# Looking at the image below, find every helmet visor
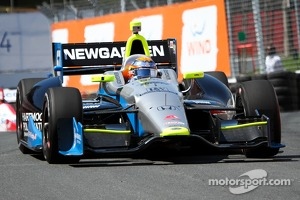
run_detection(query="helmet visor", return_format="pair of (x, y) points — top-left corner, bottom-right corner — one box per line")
(132, 59), (156, 68)
(134, 68), (157, 78)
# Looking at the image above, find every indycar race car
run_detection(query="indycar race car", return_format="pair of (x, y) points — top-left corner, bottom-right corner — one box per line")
(16, 21), (284, 164)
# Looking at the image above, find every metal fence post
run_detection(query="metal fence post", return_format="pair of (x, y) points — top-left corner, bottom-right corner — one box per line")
(252, 0), (265, 73)
(294, 0), (300, 65)
(225, 0), (237, 77)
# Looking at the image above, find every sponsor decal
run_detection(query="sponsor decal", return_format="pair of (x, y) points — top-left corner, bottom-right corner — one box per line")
(114, 72), (123, 85)
(22, 112), (42, 122)
(63, 47), (125, 60)
(161, 69), (171, 80)
(23, 122), (43, 132)
(75, 132), (82, 144)
(136, 80), (178, 96)
(139, 80), (169, 86)
(164, 121), (185, 126)
(170, 127), (182, 130)
(165, 115), (179, 120)
(157, 105), (178, 111)
(83, 104), (100, 109)
(63, 45), (165, 61)
(27, 131), (37, 140)
(164, 115), (185, 127)
(149, 45), (165, 57)
(73, 127), (82, 144)
(22, 112), (43, 131)
(139, 89), (178, 97)
(146, 87), (169, 92)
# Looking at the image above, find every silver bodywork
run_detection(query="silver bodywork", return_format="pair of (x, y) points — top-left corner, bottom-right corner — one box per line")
(121, 78), (188, 136)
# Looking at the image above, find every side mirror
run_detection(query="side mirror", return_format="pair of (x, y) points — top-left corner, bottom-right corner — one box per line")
(182, 71), (204, 79)
(91, 74), (115, 82)
(181, 71), (204, 94)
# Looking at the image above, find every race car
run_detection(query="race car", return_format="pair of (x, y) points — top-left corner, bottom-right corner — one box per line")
(16, 21), (284, 164)
(0, 87), (16, 132)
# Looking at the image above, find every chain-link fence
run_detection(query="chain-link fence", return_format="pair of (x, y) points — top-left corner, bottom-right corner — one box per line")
(226, 0), (300, 77)
(38, 0), (300, 76)
(37, 0), (188, 21)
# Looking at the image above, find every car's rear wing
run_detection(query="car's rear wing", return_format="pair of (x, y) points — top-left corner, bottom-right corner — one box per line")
(52, 38), (178, 76)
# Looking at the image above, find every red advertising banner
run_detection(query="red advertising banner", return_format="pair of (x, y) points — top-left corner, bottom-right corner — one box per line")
(52, 0), (230, 93)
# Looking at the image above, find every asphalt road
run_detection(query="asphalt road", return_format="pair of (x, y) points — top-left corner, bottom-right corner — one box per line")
(0, 111), (299, 200)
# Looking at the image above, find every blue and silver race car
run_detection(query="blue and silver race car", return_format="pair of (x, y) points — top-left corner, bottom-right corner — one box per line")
(16, 22), (284, 164)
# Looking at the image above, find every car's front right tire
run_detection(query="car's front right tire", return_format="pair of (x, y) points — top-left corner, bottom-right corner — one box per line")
(237, 80), (281, 158)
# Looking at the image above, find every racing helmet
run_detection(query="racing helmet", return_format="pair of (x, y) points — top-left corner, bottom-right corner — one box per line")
(121, 54), (157, 81)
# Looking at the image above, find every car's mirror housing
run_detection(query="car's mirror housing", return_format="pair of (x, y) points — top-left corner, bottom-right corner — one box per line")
(182, 71), (204, 79)
(91, 74), (115, 82)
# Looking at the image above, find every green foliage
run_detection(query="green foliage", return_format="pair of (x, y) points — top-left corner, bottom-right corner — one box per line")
(282, 56), (300, 72)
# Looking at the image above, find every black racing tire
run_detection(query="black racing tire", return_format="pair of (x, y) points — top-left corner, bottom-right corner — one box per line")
(251, 73), (267, 80)
(229, 82), (239, 93)
(236, 74), (251, 82)
(276, 95), (298, 112)
(16, 78), (45, 154)
(268, 78), (289, 87)
(237, 80), (281, 158)
(42, 87), (82, 164)
(205, 71), (229, 87)
(276, 95), (292, 105)
(267, 71), (292, 79)
(274, 86), (291, 96)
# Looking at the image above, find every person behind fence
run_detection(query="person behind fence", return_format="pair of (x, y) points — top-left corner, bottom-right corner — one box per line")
(265, 45), (285, 73)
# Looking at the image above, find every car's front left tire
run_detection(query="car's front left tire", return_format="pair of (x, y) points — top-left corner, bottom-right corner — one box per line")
(42, 87), (82, 164)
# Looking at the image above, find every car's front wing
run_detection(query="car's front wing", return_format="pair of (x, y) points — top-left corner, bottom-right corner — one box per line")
(24, 114), (284, 156)
(60, 116), (284, 156)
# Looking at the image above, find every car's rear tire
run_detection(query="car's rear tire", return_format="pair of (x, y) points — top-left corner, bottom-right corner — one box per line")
(16, 78), (45, 154)
(42, 87), (82, 164)
(237, 80), (281, 158)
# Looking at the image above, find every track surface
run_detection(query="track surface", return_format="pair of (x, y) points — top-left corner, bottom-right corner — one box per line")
(0, 111), (299, 200)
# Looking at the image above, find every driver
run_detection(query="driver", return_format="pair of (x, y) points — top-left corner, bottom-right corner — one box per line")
(121, 54), (158, 82)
